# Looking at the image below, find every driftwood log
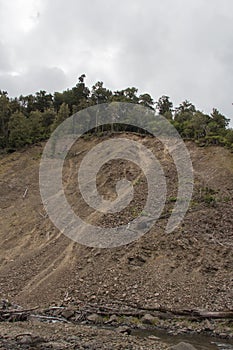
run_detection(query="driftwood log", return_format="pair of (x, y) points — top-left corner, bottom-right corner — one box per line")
(72, 302), (233, 320)
(0, 307), (38, 322)
(1, 302), (233, 323)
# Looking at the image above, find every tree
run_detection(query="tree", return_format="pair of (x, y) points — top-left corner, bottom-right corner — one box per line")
(124, 87), (139, 104)
(174, 100), (196, 123)
(42, 108), (57, 136)
(28, 111), (44, 142)
(19, 94), (36, 114)
(35, 90), (53, 112)
(51, 103), (70, 131)
(191, 111), (210, 139)
(8, 112), (29, 148)
(91, 81), (112, 104)
(54, 74), (90, 112)
(208, 108), (230, 134)
(10, 97), (21, 114)
(156, 95), (173, 118)
(224, 129), (233, 148)
(71, 74), (90, 110)
(0, 91), (11, 147)
(53, 91), (64, 112)
(139, 93), (154, 110)
(112, 87), (139, 104)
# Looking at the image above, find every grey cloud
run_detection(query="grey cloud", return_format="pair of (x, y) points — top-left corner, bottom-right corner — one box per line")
(0, 0), (232, 124)
(0, 42), (12, 72)
(0, 66), (67, 96)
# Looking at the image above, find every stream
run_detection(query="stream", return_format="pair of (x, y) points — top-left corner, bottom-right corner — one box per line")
(132, 328), (233, 349)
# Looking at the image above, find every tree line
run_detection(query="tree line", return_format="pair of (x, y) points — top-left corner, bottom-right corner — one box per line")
(0, 74), (233, 150)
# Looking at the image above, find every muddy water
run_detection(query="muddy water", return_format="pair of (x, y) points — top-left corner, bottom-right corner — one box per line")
(132, 329), (233, 349)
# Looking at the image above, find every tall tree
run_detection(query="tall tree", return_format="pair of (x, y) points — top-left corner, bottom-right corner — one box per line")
(35, 90), (53, 112)
(19, 94), (36, 114)
(174, 100), (196, 123)
(8, 112), (29, 148)
(139, 93), (154, 110)
(42, 108), (57, 136)
(208, 108), (230, 134)
(91, 81), (112, 104)
(191, 111), (210, 139)
(156, 95), (173, 119)
(28, 111), (44, 142)
(225, 129), (233, 147)
(0, 91), (11, 147)
(112, 87), (139, 104)
(51, 103), (70, 131)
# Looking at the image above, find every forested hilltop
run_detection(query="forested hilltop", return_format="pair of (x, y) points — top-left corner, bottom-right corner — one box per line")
(0, 74), (233, 150)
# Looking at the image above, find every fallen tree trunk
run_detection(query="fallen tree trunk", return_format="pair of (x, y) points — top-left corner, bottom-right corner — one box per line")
(77, 302), (233, 320)
(192, 310), (233, 319)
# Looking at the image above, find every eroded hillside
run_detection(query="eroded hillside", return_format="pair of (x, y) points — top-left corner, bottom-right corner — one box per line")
(0, 134), (232, 312)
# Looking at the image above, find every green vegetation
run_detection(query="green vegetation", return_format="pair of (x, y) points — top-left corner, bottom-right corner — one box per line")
(0, 74), (232, 151)
(198, 186), (218, 206)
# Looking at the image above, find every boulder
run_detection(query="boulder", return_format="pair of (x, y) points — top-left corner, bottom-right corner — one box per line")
(61, 309), (75, 320)
(86, 313), (102, 323)
(116, 326), (131, 335)
(141, 313), (156, 325)
(105, 314), (118, 324)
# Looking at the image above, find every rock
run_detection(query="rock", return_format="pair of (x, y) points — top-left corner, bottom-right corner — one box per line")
(141, 313), (156, 325)
(17, 335), (45, 346)
(61, 309), (75, 319)
(67, 336), (80, 343)
(17, 335), (33, 345)
(116, 326), (131, 335)
(169, 342), (198, 350)
(148, 335), (160, 340)
(86, 313), (102, 323)
(105, 314), (118, 324)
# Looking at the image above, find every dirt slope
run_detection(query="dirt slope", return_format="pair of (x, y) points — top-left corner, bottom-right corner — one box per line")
(0, 134), (232, 311)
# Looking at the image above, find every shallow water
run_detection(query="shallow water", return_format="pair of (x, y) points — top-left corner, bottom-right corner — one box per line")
(132, 328), (233, 349)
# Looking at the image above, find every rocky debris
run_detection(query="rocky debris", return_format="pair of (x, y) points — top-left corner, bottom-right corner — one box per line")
(0, 333), (47, 349)
(0, 322), (169, 350)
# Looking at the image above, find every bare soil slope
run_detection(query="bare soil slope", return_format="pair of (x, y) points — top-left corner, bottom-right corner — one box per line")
(0, 134), (232, 312)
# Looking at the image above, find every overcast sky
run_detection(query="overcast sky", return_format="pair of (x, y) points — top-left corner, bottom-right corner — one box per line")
(0, 0), (233, 125)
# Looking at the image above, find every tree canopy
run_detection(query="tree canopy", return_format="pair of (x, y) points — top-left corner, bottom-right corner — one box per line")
(0, 75), (232, 151)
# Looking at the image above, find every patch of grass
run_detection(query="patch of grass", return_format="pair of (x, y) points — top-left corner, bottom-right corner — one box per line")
(140, 210), (150, 217)
(32, 152), (42, 160)
(221, 196), (231, 203)
(168, 196), (177, 203)
(130, 206), (141, 218)
(132, 177), (142, 186)
(199, 186), (217, 205)
(203, 193), (216, 204)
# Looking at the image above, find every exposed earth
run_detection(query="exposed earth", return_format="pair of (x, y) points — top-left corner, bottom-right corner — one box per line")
(0, 133), (232, 348)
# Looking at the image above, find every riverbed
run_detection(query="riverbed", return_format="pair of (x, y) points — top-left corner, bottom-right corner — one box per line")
(133, 328), (233, 349)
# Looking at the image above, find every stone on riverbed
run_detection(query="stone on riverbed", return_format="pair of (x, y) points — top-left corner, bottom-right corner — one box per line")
(141, 313), (157, 325)
(169, 342), (198, 350)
